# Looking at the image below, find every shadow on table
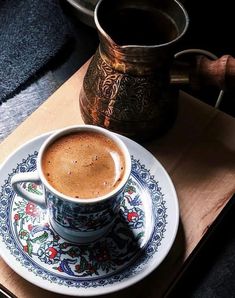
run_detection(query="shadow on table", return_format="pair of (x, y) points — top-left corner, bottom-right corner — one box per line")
(89, 219), (186, 298)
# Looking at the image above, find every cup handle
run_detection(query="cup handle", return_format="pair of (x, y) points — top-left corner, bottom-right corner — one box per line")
(11, 172), (46, 208)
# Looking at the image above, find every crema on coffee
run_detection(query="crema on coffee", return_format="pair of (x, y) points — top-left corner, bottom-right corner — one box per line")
(42, 131), (125, 199)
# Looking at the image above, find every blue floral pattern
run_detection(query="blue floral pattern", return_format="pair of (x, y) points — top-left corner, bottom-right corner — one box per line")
(0, 152), (167, 288)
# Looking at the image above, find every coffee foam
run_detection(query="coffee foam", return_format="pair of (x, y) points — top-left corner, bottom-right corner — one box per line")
(42, 131), (125, 199)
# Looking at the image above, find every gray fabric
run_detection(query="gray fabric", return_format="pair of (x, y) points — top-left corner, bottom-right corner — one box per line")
(0, 17), (99, 142)
(0, 0), (70, 102)
(0, 72), (60, 141)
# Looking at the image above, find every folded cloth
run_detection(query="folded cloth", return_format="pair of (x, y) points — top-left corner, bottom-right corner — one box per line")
(0, 0), (71, 103)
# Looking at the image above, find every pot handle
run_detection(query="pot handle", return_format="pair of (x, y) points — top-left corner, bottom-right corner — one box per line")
(170, 50), (235, 92)
(193, 55), (235, 91)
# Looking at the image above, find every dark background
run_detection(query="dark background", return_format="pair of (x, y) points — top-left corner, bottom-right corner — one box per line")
(166, 0), (235, 296)
(180, 0), (235, 118)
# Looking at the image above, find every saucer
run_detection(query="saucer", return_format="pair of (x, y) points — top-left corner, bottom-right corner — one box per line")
(0, 132), (179, 296)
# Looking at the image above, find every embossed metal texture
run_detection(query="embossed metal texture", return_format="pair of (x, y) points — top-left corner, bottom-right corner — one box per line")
(79, 0), (189, 140)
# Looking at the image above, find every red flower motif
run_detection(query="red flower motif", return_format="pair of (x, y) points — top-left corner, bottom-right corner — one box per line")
(96, 249), (110, 262)
(25, 202), (39, 217)
(88, 264), (95, 273)
(48, 247), (58, 259)
(28, 224), (33, 231)
(75, 264), (80, 271)
(127, 211), (138, 222)
(31, 183), (37, 189)
(14, 213), (20, 221)
(23, 245), (28, 252)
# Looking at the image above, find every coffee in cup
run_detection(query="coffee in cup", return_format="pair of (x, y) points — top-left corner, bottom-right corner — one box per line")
(41, 131), (125, 199)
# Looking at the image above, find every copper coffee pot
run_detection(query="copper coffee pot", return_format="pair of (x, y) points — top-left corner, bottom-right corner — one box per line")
(79, 0), (235, 140)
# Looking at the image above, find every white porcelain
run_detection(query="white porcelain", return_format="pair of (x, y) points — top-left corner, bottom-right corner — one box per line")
(0, 132), (179, 296)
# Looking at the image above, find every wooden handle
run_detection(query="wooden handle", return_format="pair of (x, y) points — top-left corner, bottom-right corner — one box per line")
(194, 55), (235, 90)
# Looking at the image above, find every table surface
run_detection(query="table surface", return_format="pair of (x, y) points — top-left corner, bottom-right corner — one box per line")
(0, 61), (235, 298)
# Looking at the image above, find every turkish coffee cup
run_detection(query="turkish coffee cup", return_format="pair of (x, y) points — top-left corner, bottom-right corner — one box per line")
(11, 125), (132, 243)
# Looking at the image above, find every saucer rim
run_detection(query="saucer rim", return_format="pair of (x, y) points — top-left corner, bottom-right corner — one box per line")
(0, 131), (179, 296)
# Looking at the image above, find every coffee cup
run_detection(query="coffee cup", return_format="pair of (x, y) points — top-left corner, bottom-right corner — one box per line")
(11, 125), (132, 243)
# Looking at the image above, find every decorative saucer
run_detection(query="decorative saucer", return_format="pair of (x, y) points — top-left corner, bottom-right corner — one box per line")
(0, 132), (179, 296)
